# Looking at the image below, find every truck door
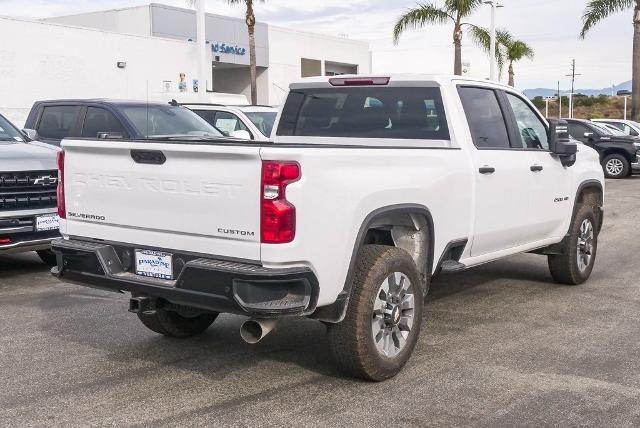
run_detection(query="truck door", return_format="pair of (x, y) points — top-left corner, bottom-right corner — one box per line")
(458, 86), (532, 256)
(502, 92), (573, 241)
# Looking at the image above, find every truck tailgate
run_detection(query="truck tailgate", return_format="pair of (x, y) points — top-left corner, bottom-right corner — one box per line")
(61, 140), (261, 261)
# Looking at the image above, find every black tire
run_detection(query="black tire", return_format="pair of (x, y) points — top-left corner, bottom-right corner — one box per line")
(36, 249), (57, 267)
(548, 204), (598, 285)
(328, 245), (424, 381)
(137, 307), (218, 338)
(602, 154), (630, 179)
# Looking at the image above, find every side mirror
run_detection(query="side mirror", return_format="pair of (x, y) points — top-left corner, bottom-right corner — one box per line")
(548, 119), (577, 167)
(583, 132), (595, 139)
(22, 128), (38, 140)
(230, 129), (252, 140)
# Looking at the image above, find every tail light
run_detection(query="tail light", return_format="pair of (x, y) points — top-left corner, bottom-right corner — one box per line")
(261, 161), (300, 243)
(57, 150), (66, 219)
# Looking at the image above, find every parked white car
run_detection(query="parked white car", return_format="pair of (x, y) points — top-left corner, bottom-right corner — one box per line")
(51, 75), (604, 381)
(182, 104), (278, 141)
(593, 119), (640, 137)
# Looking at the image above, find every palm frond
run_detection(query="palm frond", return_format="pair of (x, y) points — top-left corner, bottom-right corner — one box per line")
(445, 0), (484, 18)
(467, 24), (507, 75)
(507, 40), (534, 62)
(580, 0), (633, 38)
(393, 3), (454, 44)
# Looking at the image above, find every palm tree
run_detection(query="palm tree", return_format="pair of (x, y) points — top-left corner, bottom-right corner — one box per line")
(226, 0), (264, 105)
(393, 1), (485, 75)
(470, 28), (534, 86)
(580, 0), (640, 121)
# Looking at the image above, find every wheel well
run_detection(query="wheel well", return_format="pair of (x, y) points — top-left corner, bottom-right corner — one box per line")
(576, 184), (604, 234)
(361, 210), (432, 284)
(602, 149), (632, 162)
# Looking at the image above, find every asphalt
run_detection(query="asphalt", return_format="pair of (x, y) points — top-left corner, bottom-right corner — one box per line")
(1, 178), (639, 427)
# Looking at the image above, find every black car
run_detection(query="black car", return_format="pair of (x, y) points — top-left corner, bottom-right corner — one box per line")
(23, 99), (224, 146)
(565, 118), (640, 179)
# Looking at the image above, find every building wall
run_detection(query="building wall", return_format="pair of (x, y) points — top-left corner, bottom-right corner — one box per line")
(43, 6), (152, 36)
(266, 26), (371, 105)
(0, 17), (202, 126)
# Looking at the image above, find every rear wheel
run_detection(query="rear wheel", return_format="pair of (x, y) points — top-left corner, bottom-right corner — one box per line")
(36, 249), (57, 267)
(328, 245), (423, 381)
(548, 204), (598, 285)
(137, 307), (218, 338)
(602, 154), (629, 179)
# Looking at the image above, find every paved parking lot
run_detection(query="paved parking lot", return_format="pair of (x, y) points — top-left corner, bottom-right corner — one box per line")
(1, 178), (639, 427)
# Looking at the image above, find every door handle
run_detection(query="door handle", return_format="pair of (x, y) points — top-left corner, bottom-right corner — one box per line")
(530, 165), (543, 172)
(479, 166), (495, 174)
(130, 150), (166, 165)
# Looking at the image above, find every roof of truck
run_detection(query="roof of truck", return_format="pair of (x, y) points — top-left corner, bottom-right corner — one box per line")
(33, 99), (178, 107)
(291, 74), (513, 89)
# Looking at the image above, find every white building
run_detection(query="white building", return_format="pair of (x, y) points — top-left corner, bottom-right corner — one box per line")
(0, 3), (371, 126)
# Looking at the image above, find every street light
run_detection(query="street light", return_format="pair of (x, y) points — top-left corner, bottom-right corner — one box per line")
(618, 90), (632, 120)
(484, 0), (504, 81)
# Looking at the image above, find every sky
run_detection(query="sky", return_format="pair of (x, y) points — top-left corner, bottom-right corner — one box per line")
(1, 0), (635, 91)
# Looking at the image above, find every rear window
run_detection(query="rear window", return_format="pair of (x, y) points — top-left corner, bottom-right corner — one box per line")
(37, 106), (82, 139)
(276, 87), (449, 140)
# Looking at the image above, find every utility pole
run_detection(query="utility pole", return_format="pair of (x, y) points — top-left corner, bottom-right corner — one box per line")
(484, 1), (504, 81)
(558, 81), (562, 119)
(195, 0), (208, 100)
(565, 59), (582, 119)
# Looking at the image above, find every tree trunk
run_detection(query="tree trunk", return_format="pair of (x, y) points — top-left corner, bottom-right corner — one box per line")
(632, 2), (640, 121)
(453, 22), (462, 76)
(508, 62), (515, 87)
(246, 0), (258, 105)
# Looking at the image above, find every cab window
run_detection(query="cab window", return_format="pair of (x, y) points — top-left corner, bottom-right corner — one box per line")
(213, 111), (251, 137)
(505, 93), (549, 150)
(37, 106), (82, 140)
(458, 87), (510, 149)
(81, 107), (126, 138)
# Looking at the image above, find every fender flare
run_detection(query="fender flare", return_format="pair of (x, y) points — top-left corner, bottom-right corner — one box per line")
(310, 204), (434, 323)
(572, 179), (604, 234)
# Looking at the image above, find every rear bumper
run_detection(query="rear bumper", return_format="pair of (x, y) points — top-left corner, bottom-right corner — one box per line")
(51, 238), (319, 317)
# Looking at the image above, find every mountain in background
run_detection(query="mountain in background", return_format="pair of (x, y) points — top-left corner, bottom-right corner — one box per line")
(523, 80), (631, 99)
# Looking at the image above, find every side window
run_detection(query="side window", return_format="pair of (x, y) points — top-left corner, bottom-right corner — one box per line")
(458, 87), (510, 149)
(505, 93), (549, 150)
(37, 106), (82, 139)
(193, 109), (216, 126)
(567, 123), (589, 142)
(624, 124), (639, 136)
(213, 111), (250, 136)
(81, 107), (126, 138)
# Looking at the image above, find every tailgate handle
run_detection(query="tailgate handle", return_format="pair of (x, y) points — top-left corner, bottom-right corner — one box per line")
(130, 150), (166, 165)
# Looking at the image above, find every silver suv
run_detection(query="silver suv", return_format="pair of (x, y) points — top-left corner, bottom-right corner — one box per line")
(0, 114), (60, 265)
(183, 104), (278, 141)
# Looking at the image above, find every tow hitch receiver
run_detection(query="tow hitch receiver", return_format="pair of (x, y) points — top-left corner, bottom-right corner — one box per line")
(129, 297), (157, 314)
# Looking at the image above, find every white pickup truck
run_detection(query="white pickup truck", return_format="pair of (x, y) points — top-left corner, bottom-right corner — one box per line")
(51, 75), (604, 381)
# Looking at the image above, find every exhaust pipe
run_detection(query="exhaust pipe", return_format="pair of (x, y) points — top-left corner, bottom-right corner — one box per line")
(240, 318), (279, 344)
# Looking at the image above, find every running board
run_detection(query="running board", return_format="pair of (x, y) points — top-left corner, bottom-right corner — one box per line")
(439, 260), (466, 273)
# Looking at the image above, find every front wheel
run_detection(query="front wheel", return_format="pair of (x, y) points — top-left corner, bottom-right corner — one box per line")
(328, 245), (424, 381)
(602, 154), (629, 179)
(548, 204), (598, 285)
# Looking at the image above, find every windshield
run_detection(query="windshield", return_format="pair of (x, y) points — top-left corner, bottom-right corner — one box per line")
(244, 112), (277, 137)
(121, 105), (223, 139)
(0, 115), (25, 142)
(590, 122), (616, 136)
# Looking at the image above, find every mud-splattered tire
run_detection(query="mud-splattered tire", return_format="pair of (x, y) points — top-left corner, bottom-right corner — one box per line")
(328, 245), (423, 381)
(548, 204), (598, 285)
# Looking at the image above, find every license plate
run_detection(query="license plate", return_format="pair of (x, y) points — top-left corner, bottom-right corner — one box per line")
(36, 214), (60, 231)
(135, 250), (173, 280)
